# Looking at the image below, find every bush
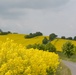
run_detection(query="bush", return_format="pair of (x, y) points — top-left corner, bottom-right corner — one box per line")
(26, 44), (45, 50)
(62, 41), (75, 58)
(26, 43), (56, 52)
(45, 43), (56, 52)
(42, 37), (48, 44)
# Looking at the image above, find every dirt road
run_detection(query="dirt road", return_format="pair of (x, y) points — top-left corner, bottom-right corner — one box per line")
(62, 60), (76, 75)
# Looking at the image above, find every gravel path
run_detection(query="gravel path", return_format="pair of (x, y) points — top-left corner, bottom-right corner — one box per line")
(62, 60), (76, 75)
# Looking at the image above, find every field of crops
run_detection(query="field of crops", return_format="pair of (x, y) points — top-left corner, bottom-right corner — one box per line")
(51, 39), (76, 51)
(0, 34), (45, 46)
(0, 38), (60, 75)
(0, 34), (76, 51)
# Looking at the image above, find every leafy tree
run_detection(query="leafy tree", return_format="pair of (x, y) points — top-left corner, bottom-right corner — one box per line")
(8, 31), (11, 33)
(74, 36), (76, 41)
(45, 43), (56, 52)
(49, 33), (57, 41)
(62, 41), (75, 58)
(61, 36), (66, 39)
(66, 37), (72, 40)
(35, 32), (43, 36)
(0, 29), (3, 32)
(42, 37), (48, 44)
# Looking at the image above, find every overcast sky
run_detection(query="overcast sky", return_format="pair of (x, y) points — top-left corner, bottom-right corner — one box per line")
(0, 0), (76, 37)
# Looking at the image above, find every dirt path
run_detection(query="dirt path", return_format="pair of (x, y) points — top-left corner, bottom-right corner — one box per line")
(62, 60), (76, 75)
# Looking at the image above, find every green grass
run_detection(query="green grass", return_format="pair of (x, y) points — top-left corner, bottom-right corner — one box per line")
(57, 51), (76, 62)
(56, 62), (71, 75)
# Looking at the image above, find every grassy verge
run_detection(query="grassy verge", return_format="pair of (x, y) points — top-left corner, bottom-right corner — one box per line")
(56, 62), (71, 75)
(56, 51), (76, 62)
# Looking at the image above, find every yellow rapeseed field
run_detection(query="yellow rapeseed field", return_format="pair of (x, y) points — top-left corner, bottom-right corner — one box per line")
(0, 34), (76, 51)
(51, 39), (76, 51)
(0, 34), (45, 46)
(0, 38), (60, 75)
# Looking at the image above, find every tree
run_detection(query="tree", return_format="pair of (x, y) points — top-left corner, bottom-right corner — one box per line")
(61, 36), (66, 39)
(49, 33), (57, 41)
(74, 36), (76, 41)
(62, 41), (74, 58)
(0, 29), (3, 33)
(45, 43), (56, 52)
(66, 37), (72, 40)
(35, 32), (43, 36)
(42, 37), (48, 44)
(7, 31), (12, 34)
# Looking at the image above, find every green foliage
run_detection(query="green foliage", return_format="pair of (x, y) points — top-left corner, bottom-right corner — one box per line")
(74, 46), (76, 54)
(61, 36), (66, 39)
(0, 29), (11, 35)
(66, 37), (73, 40)
(42, 37), (48, 44)
(0, 32), (9, 35)
(45, 43), (56, 52)
(74, 36), (76, 41)
(49, 33), (57, 41)
(27, 44), (45, 50)
(26, 43), (56, 52)
(62, 41), (75, 58)
(0, 29), (3, 32)
(25, 32), (43, 38)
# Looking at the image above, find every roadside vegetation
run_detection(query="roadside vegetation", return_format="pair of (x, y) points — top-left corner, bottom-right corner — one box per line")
(57, 51), (76, 62)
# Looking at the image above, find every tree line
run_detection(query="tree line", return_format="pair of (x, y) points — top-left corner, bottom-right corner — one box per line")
(25, 32), (43, 38)
(0, 29), (18, 35)
(0, 29), (11, 35)
(61, 36), (76, 41)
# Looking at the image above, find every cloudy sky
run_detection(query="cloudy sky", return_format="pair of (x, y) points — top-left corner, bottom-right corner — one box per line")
(0, 0), (76, 37)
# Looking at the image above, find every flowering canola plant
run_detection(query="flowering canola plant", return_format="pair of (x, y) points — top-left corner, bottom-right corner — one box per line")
(0, 38), (60, 75)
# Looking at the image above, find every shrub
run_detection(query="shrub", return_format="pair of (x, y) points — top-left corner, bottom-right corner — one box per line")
(45, 43), (56, 52)
(42, 37), (48, 44)
(62, 41), (75, 58)
(26, 43), (56, 52)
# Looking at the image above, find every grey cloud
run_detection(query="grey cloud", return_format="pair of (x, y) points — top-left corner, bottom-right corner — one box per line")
(1, 0), (76, 37)
(0, 0), (69, 19)
(0, 0), (69, 9)
(0, 10), (25, 19)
